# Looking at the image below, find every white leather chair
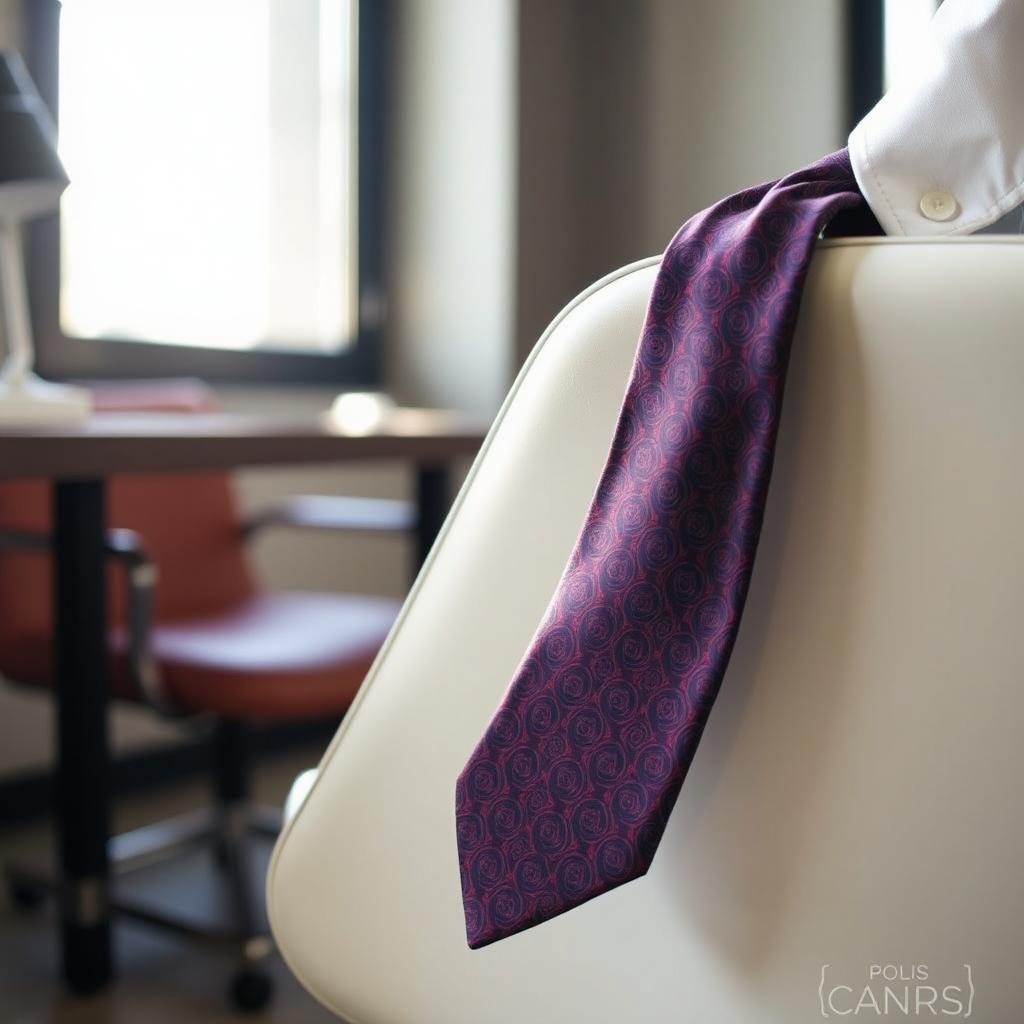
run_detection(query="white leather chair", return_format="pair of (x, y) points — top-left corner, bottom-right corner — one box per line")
(268, 237), (1024, 1023)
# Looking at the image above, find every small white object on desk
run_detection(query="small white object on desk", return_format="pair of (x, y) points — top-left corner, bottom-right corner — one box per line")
(327, 390), (396, 434)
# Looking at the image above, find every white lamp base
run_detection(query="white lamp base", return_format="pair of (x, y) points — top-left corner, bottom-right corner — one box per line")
(0, 371), (91, 424)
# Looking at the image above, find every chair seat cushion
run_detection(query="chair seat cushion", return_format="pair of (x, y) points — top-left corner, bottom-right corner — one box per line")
(1, 592), (400, 720)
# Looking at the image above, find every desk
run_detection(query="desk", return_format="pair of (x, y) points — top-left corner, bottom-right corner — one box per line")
(0, 409), (486, 993)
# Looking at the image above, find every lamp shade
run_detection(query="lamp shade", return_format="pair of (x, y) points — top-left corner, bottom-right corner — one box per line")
(0, 51), (67, 219)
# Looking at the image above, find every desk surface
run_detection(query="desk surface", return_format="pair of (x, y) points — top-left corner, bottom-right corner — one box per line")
(0, 408), (487, 480)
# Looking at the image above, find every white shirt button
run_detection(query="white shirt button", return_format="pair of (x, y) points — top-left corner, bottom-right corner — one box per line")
(920, 189), (959, 222)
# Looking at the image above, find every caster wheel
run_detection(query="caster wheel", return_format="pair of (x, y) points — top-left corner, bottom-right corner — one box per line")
(229, 968), (274, 1013)
(8, 879), (45, 913)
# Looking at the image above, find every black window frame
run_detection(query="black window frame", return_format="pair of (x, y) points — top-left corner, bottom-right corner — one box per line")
(22, 0), (387, 386)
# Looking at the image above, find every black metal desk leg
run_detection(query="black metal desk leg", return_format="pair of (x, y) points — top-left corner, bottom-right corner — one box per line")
(53, 479), (112, 993)
(414, 463), (451, 571)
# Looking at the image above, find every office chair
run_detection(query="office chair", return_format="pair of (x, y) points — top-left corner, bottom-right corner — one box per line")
(268, 239), (1024, 1022)
(0, 379), (408, 1012)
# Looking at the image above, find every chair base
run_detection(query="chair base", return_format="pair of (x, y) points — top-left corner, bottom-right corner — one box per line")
(5, 801), (284, 1014)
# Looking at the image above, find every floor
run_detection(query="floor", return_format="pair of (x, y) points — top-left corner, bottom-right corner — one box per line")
(0, 746), (340, 1024)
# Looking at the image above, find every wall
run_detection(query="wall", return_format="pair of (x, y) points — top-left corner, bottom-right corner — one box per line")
(386, 0), (517, 420)
(516, 0), (846, 360)
(0, 0), (16, 49)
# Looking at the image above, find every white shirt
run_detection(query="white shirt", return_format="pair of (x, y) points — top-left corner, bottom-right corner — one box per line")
(849, 0), (1024, 236)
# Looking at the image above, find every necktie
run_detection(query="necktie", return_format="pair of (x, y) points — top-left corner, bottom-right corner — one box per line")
(456, 149), (870, 948)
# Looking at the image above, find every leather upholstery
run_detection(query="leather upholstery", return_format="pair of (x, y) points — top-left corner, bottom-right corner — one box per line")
(269, 239), (1024, 1022)
(0, 592), (397, 720)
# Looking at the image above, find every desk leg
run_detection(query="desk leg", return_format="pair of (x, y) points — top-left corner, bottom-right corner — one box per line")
(53, 479), (112, 993)
(414, 463), (450, 571)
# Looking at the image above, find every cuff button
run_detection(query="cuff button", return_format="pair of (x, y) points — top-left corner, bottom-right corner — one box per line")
(920, 189), (958, 222)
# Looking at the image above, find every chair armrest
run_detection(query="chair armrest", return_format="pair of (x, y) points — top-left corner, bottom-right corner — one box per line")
(105, 528), (174, 714)
(244, 495), (417, 538)
(0, 525), (154, 568)
(0, 528), (50, 552)
(0, 526), (175, 715)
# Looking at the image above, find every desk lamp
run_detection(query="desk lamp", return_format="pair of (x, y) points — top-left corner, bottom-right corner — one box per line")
(0, 52), (88, 422)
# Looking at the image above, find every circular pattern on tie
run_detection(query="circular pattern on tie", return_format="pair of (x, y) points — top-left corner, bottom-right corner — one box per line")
(579, 607), (618, 654)
(555, 664), (594, 705)
(548, 759), (586, 802)
(457, 813), (485, 852)
(524, 695), (561, 737)
(639, 524), (679, 568)
(600, 548), (637, 592)
(611, 782), (650, 825)
(623, 581), (662, 623)
(598, 680), (639, 724)
(532, 812), (570, 854)
(571, 799), (610, 844)
(469, 848), (506, 892)
(587, 742), (627, 788)
(514, 855), (551, 894)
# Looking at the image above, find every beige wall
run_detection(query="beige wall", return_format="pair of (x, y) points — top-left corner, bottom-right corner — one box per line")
(516, 0), (845, 359)
(0, 0), (17, 50)
(386, 0), (517, 419)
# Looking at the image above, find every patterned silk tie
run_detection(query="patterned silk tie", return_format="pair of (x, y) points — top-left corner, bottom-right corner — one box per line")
(456, 149), (870, 948)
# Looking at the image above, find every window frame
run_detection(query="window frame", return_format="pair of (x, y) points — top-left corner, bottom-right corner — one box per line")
(23, 0), (387, 386)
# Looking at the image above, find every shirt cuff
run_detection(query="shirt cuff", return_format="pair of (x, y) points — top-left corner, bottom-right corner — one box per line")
(848, 0), (1024, 238)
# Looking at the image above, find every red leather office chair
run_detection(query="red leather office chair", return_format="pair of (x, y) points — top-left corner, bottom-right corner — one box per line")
(0, 380), (408, 1011)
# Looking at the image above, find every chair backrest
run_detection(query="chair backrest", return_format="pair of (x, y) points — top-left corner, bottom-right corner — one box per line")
(0, 380), (255, 683)
(268, 238), (1024, 1023)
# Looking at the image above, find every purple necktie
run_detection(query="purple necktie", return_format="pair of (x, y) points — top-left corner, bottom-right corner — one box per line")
(456, 149), (869, 948)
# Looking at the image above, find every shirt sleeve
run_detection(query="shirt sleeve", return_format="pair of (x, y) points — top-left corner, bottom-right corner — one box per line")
(848, 0), (1024, 237)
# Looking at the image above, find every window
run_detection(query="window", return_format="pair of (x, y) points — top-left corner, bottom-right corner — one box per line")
(884, 0), (942, 90)
(26, 0), (385, 384)
(846, 0), (941, 134)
